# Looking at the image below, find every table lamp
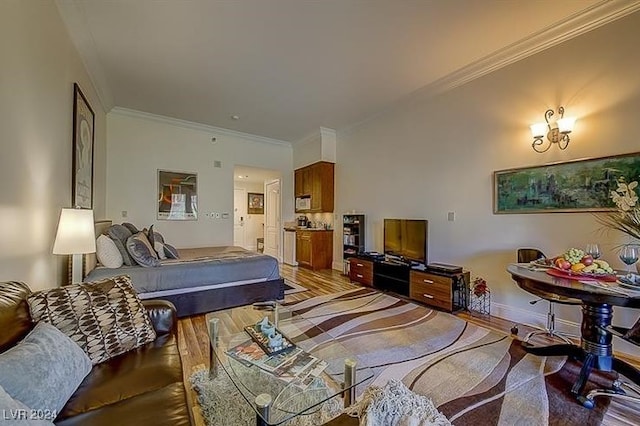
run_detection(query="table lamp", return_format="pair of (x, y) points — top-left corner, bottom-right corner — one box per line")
(53, 208), (96, 284)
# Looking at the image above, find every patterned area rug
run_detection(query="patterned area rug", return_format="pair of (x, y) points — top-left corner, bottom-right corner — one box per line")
(279, 288), (635, 425)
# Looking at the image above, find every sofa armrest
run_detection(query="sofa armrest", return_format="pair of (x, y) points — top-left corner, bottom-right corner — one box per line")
(142, 299), (177, 336)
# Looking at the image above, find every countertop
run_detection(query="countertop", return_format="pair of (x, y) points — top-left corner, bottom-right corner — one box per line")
(284, 227), (333, 232)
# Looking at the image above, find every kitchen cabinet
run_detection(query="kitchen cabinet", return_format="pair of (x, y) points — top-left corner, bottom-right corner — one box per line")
(295, 230), (333, 270)
(294, 162), (334, 212)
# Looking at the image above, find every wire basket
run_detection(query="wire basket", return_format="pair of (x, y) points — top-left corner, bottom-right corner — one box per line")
(469, 277), (490, 315)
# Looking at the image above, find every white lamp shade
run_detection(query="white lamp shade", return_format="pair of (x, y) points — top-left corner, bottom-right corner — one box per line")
(557, 116), (576, 133)
(529, 122), (547, 138)
(52, 208), (96, 254)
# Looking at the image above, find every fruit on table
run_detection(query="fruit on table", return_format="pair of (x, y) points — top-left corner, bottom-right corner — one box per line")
(571, 263), (585, 272)
(553, 248), (614, 274)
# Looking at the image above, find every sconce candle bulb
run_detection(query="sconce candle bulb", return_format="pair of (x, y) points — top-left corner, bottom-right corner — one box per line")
(530, 106), (575, 153)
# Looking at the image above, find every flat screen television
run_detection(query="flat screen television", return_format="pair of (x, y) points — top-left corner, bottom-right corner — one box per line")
(383, 219), (428, 264)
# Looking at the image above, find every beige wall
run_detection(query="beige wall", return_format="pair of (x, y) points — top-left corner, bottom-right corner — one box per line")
(335, 12), (640, 352)
(0, 1), (106, 290)
(106, 110), (292, 249)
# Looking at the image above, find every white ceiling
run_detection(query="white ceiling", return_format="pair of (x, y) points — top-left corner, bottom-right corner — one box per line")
(57, 0), (640, 143)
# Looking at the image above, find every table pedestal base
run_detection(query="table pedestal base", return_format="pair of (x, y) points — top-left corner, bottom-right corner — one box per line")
(521, 303), (640, 408)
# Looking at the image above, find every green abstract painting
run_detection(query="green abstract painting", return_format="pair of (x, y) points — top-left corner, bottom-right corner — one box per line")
(494, 152), (640, 213)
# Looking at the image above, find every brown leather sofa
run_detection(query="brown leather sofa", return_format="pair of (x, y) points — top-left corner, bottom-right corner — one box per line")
(0, 281), (191, 426)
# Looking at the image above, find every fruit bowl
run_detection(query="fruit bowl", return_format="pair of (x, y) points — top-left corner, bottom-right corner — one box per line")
(550, 265), (615, 278)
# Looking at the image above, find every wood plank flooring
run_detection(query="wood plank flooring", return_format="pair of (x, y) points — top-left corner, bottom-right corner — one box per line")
(177, 264), (640, 425)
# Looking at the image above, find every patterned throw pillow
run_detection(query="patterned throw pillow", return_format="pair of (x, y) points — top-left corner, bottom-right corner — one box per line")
(27, 276), (157, 365)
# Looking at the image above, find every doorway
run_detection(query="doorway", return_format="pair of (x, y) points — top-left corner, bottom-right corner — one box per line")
(233, 166), (281, 256)
(233, 188), (246, 247)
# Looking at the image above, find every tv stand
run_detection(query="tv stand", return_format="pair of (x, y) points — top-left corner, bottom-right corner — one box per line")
(374, 260), (410, 296)
(348, 255), (469, 312)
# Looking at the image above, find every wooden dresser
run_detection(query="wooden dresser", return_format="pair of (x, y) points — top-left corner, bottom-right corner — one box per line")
(409, 270), (469, 312)
(348, 258), (373, 287)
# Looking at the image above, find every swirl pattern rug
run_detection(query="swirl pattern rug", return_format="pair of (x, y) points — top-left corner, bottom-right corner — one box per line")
(280, 288), (637, 425)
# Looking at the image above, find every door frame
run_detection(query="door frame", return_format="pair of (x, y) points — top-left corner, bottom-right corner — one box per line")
(264, 178), (282, 261)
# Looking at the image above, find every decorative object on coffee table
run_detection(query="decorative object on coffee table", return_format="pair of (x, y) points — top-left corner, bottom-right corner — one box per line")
(468, 276), (490, 315)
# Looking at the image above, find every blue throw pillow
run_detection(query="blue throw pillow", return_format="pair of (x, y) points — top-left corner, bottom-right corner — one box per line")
(164, 243), (180, 259)
(126, 232), (160, 267)
(0, 385), (55, 425)
(0, 322), (92, 415)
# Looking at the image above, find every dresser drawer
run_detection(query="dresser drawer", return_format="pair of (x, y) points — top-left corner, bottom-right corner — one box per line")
(410, 271), (452, 311)
(349, 259), (373, 286)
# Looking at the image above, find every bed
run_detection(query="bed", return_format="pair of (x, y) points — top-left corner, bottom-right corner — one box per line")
(84, 221), (285, 317)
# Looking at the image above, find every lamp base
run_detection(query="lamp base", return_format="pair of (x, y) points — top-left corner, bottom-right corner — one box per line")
(71, 253), (84, 284)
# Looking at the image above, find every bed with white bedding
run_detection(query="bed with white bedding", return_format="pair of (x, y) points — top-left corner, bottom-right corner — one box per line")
(85, 222), (284, 317)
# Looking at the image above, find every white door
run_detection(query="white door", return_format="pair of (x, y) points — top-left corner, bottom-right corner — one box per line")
(264, 179), (281, 260)
(233, 188), (246, 248)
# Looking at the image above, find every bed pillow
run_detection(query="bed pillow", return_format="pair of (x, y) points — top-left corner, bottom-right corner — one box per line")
(106, 224), (135, 266)
(127, 232), (160, 267)
(96, 234), (124, 268)
(0, 322), (91, 415)
(122, 222), (139, 234)
(0, 384), (55, 425)
(27, 276), (157, 365)
(154, 241), (168, 260)
(163, 243), (180, 259)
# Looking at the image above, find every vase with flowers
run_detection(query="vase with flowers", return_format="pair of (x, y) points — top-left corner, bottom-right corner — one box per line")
(469, 277), (490, 315)
(595, 177), (640, 273)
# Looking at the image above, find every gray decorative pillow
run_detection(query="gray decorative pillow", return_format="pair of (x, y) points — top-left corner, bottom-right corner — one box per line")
(95, 234), (124, 268)
(164, 243), (180, 259)
(0, 384), (55, 425)
(106, 224), (135, 266)
(122, 222), (139, 234)
(146, 224), (156, 247)
(127, 232), (160, 267)
(0, 322), (91, 415)
(27, 276), (157, 365)
(153, 231), (165, 244)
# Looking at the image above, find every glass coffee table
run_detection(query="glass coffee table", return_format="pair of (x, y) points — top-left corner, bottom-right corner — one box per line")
(206, 302), (373, 426)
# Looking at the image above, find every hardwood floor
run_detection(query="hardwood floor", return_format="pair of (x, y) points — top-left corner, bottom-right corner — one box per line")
(178, 264), (639, 425)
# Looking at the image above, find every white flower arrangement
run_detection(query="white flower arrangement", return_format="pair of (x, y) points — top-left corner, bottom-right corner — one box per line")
(596, 178), (640, 241)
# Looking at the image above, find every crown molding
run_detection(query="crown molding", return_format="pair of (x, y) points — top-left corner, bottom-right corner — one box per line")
(110, 107), (292, 147)
(55, 0), (114, 112)
(340, 0), (640, 136)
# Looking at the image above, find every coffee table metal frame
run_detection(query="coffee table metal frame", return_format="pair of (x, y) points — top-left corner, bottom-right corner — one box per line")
(207, 304), (369, 426)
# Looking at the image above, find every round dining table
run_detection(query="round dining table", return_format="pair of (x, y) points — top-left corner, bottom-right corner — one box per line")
(508, 263), (640, 408)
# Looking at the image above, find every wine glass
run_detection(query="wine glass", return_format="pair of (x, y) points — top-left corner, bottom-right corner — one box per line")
(619, 245), (639, 277)
(585, 243), (601, 260)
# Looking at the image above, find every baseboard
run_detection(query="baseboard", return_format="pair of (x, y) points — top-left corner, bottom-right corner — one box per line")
(490, 301), (637, 359)
(332, 261), (344, 271)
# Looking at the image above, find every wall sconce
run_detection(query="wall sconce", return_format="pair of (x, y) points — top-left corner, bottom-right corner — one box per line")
(529, 106), (576, 153)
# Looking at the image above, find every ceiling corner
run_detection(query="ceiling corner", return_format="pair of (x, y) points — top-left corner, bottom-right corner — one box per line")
(56, 0), (114, 112)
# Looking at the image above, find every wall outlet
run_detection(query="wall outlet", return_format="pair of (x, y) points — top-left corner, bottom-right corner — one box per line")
(215, 212), (221, 219)
(447, 211), (455, 222)
(222, 212), (230, 219)
(121, 210), (128, 218)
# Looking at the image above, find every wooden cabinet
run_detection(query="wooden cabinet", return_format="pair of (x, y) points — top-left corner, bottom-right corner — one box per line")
(348, 258), (373, 287)
(409, 270), (469, 312)
(296, 230), (333, 270)
(294, 162), (334, 212)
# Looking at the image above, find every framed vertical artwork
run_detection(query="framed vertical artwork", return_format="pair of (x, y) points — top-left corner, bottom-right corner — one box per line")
(493, 151), (640, 213)
(157, 170), (198, 220)
(247, 192), (264, 214)
(72, 83), (95, 209)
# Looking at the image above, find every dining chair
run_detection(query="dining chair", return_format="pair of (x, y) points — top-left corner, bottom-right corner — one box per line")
(517, 248), (581, 344)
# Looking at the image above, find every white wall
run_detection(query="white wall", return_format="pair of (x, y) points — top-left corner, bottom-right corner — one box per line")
(235, 181), (266, 251)
(293, 133), (322, 169)
(335, 12), (640, 354)
(106, 110), (293, 249)
(0, 1), (107, 290)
